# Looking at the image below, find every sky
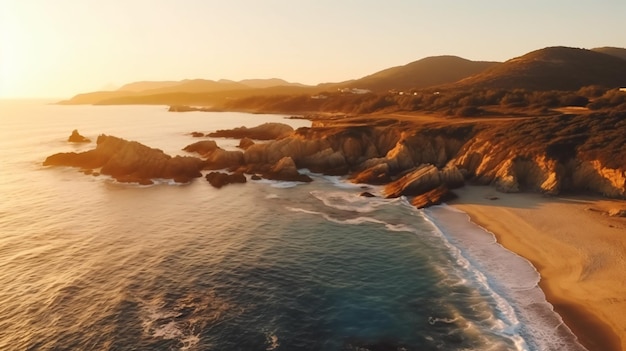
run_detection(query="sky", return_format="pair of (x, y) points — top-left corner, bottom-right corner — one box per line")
(1, 0), (625, 98)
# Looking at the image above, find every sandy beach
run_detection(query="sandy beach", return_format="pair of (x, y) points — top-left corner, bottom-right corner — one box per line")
(450, 186), (626, 351)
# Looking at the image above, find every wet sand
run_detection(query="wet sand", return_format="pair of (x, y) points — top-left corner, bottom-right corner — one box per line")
(450, 186), (626, 351)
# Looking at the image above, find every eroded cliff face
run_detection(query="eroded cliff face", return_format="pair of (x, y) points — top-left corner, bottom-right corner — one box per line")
(451, 112), (626, 198)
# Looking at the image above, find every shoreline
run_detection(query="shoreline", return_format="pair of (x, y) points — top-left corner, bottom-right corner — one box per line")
(448, 186), (626, 351)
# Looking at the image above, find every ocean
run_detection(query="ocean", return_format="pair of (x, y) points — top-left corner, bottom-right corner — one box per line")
(0, 101), (586, 351)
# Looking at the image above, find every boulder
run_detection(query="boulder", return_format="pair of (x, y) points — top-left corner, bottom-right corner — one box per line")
(205, 171), (247, 188)
(183, 140), (244, 170)
(238, 137), (255, 149)
(68, 129), (90, 143)
(411, 185), (458, 209)
(264, 157), (312, 182)
(384, 164), (441, 198)
(204, 149), (244, 170)
(183, 140), (219, 155)
(351, 162), (391, 185)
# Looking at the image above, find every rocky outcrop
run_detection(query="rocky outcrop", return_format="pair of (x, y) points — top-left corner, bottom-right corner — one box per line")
(68, 129), (90, 143)
(238, 137), (255, 149)
(411, 185), (457, 209)
(183, 140), (244, 170)
(45, 135), (205, 184)
(208, 122), (294, 140)
(262, 157), (313, 182)
(383, 164), (464, 198)
(205, 171), (246, 188)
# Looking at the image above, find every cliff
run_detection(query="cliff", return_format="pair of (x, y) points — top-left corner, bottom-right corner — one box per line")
(202, 111), (626, 201)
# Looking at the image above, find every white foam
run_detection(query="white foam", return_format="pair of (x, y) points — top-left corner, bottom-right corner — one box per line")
(309, 190), (392, 213)
(252, 178), (307, 188)
(286, 206), (416, 234)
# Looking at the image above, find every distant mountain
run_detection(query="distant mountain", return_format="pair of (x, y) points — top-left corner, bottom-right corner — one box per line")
(118, 78), (307, 93)
(136, 79), (249, 94)
(342, 56), (499, 92)
(238, 78), (308, 89)
(450, 46), (626, 91)
(60, 78), (311, 105)
(592, 47), (626, 61)
(117, 81), (183, 92)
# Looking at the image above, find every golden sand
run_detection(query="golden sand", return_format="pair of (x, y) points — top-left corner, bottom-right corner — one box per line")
(450, 186), (626, 351)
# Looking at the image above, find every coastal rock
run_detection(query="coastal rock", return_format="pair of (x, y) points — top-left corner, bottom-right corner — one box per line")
(209, 123), (294, 140)
(205, 171), (246, 188)
(204, 149), (244, 170)
(44, 134), (205, 184)
(301, 148), (348, 175)
(183, 140), (219, 155)
(411, 185), (457, 209)
(264, 157), (312, 182)
(238, 137), (255, 149)
(359, 191), (376, 198)
(383, 164), (464, 198)
(190, 131), (205, 137)
(183, 140), (244, 170)
(384, 164), (441, 198)
(351, 162), (391, 185)
(68, 129), (90, 143)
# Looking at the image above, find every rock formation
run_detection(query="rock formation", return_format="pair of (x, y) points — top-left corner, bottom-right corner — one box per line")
(262, 157), (313, 182)
(205, 171), (247, 188)
(411, 185), (457, 209)
(68, 129), (90, 143)
(208, 122), (294, 140)
(383, 164), (464, 198)
(45, 135), (205, 184)
(183, 140), (244, 170)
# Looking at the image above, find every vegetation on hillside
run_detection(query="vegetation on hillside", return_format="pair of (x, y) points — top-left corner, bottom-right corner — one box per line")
(214, 86), (626, 116)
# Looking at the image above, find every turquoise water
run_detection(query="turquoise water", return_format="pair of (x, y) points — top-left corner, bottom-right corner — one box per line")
(0, 101), (585, 350)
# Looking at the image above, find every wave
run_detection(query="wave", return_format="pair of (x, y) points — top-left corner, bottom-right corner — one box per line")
(309, 189), (400, 213)
(286, 206), (417, 234)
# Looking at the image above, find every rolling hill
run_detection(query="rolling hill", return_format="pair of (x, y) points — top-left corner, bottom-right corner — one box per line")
(450, 46), (626, 91)
(592, 47), (626, 61)
(342, 56), (499, 92)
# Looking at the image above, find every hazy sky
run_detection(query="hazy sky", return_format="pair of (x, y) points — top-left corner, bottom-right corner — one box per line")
(1, 0), (625, 98)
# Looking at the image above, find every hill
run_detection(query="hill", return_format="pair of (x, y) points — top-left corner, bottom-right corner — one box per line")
(450, 47), (626, 91)
(342, 56), (499, 92)
(117, 81), (183, 92)
(592, 47), (626, 61)
(238, 78), (307, 89)
(60, 79), (312, 105)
